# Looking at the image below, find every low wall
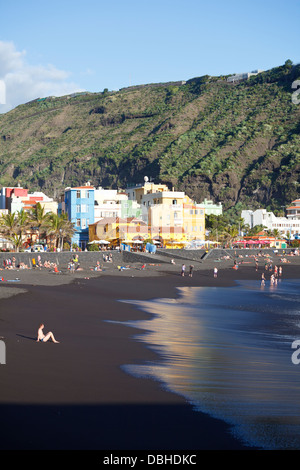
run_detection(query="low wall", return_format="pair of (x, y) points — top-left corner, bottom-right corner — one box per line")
(0, 247), (295, 270)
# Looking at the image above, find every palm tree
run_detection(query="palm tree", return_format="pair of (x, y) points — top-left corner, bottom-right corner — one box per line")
(223, 225), (239, 247)
(58, 214), (75, 250)
(29, 202), (51, 244)
(248, 224), (268, 236)
(16, 210), (31, 245)
(0, 211), (28, 252)
(267, 228), (280, 239)
(48, 213), (75, 250)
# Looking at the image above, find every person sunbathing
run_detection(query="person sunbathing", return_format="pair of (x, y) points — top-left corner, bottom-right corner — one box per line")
(37, 323), (59, 343)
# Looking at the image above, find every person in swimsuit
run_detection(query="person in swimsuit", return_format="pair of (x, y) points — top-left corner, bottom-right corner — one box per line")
(37, 324), (59, 343)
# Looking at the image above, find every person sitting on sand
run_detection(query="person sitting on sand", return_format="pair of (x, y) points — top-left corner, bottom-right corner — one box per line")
(94, 261), (102, 271)
(37, 323), (59, 343)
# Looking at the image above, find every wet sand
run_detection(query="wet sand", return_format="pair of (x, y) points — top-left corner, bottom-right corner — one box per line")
(0, 255), (299, 452)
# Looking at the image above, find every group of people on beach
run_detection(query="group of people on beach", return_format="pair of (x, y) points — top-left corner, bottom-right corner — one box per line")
(0, 255), (63, 272)
(2, 257), (18, 269)
(103, 253), (113, 263)
(261, 263), (282, 286)
(181, 264), (194, 277)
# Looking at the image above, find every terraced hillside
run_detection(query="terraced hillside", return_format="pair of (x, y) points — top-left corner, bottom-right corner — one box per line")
(0, 61), (299, 213)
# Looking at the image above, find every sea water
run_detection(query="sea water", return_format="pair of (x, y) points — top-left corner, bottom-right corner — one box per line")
(120, 279), (300, 450)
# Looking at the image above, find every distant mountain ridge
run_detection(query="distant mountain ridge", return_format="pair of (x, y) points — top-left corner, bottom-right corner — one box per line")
(0, 61), (299, 214)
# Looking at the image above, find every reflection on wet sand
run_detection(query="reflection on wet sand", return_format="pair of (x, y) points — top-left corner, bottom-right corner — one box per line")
(121, 280), (300, 449)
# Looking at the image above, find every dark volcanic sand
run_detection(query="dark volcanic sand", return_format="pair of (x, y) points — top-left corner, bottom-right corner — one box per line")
(0, 262), (299, 451)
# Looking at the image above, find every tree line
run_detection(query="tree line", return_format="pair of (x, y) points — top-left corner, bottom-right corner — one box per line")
(206, 214), (283, 246)
(0, 203), (75, 252)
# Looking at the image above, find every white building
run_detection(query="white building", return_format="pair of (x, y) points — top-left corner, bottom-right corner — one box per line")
(94, 187), (126, 221)
(286, 199), (300, 220)
(241, 209), (300, 237)
(94, 187), (141, 222)
(227, 70), (263, 83)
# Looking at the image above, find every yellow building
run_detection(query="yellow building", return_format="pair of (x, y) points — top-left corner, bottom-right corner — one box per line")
(89, 217), (149, 246)
(126, 180), (205, 245)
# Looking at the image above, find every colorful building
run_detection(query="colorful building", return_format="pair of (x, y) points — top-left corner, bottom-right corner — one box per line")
(89, 217), (148, 246)
(0, 187), (57, 214)
(64, 183), (95, 250)
(125, 179), (205, 244)
(201, 198), (223, 216)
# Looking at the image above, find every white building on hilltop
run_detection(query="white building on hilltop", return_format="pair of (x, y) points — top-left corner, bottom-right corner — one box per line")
(227, 69), (263, 83)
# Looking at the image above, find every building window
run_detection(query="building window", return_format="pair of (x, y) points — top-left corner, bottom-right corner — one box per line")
(173, 199), (177, 205)
(81, 204), (88, 213)
(82, 218), (86, 229)
(76, 204), (80, 213)
(76, 190), (81, 199)
(76, 219), (81, 227)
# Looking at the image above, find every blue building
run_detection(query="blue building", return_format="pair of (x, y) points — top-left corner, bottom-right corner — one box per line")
(64, 183), (95, 250)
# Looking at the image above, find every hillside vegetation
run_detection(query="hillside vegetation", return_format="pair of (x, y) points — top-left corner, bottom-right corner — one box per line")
(0, 61), (300, 214)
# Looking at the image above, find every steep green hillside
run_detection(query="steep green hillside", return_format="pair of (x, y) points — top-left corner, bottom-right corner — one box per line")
(0, 61), (300, 213)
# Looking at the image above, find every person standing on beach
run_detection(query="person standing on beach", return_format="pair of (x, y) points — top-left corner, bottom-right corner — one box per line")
(214, 267), (218, 278)
(37, 324), (60, 343)
(181, 264), (186, 276)
(189, 265), (194, 277)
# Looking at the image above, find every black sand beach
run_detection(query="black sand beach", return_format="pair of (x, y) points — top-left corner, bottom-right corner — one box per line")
(0, 252), (299, 454)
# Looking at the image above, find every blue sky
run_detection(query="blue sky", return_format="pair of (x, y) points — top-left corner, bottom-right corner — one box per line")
(0, 0), (299, 111)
